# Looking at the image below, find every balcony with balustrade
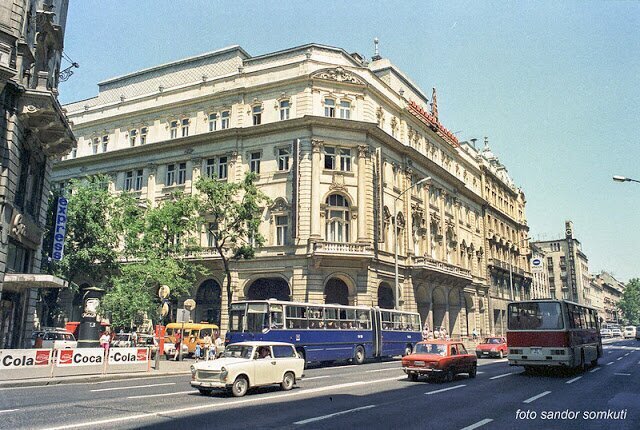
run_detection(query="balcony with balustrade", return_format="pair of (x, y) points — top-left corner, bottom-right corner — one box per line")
(412, 255), (472, 283)
(311, 241), (373, 258)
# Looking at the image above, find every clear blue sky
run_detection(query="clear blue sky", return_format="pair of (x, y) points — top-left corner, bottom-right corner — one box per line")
(59, 1), (640, 282)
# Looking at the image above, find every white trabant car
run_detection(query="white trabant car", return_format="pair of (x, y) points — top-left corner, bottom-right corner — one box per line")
(190, 341), (304, 397)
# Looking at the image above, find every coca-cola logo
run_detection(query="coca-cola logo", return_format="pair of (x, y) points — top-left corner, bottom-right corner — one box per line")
(35, 350), (50, 366)
(58, 350), (73, 365)
(136, 349), (148, 361)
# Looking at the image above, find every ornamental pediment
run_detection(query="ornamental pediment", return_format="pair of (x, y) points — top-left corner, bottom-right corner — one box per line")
(311, 67), (366, 86)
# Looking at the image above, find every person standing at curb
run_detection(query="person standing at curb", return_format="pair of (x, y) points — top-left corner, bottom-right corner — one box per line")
(173, 330), (182, 361)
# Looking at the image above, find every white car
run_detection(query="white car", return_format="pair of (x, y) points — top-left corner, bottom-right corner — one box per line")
(32, 329), (77, 349)
(190, 341), (304, 397)
(623, 326), (636, 339)
(600, 328), (612, 338)
(163, 338), (188, 358)
(611, 328), (623, 337)
(111, 333), (134, 348)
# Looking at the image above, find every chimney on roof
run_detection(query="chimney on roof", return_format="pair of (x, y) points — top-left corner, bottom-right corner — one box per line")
(350, 52), (365, 64)
(372, 37), (382, 61)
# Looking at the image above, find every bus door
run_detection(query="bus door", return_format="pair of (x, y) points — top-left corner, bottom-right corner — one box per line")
(372, 308), (382, 357)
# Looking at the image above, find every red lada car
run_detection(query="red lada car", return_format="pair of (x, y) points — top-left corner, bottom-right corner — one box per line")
(475, 337), (508, 359)
(402, 340), (477, 382)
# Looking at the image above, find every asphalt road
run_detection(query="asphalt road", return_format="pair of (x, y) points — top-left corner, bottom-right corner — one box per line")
(0, 338), (638, 430)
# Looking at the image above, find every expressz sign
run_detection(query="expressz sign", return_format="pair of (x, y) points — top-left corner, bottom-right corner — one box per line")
(56, 348), (104, 367)
(0, 349), (52, 369)
(108, 348), (148, 364)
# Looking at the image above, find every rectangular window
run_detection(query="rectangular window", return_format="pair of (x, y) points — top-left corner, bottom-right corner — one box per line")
(134, 169), (143, 191)
(208, 113), (217, 131)
(218, 156), (228, 179)
(140, 127), (148, 145)
(278, 147), (290, 171)
(166, 164), (176, 186)
(324, 98), (335, 117)
(205, 158), (216, 179)
(279, 100), (290, 120)
(170, 120), (178, 139)
(252, 106), (262, 125)
(339, 148), (351, 171)
(250, 152), (261, 174)
(276, 215), (288, 246)
(177, 162), (187, 185)
(181, 118), (189, 137)
(101, 135), (109, 153)
(91, 138), (99, 154)
(124, 171), (133, 191)
(129, 129), (137, 147)
(324, 146), (336, 170)
(221, 111), (230, 129)
(339, 100), (351, 119)
(71, 148), (77, 158)
(207, 222), (218, 247)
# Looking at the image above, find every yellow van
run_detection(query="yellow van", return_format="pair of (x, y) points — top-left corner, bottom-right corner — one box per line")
(165, 322), (220, 356)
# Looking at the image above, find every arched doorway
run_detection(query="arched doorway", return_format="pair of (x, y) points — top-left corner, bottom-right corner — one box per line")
(195, 280), (222, 325)
(378, 282), (394, 309)
(432, 287), (446, 330)
(324, 278), (349, 305)
(414, 284), (431, 329)
(448, 288), (462, 338)
(246, 278), (290, 301)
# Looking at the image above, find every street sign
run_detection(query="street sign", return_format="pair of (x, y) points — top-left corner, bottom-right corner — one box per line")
(158, 285), (170, 299)
(183, 299), (196, 311)
(176, 308), (190, 323)
(531, 257), (544, 273)
(160, 302), (169, 317)
(52, 197), (68, 261)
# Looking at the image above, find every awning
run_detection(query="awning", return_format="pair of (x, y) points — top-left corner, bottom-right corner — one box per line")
(2, 273), (69, 292)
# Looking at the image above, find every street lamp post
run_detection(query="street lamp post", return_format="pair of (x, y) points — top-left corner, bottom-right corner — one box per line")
(509, 236), (531, 301)
(394, 177), (431, 310)
(613, 175), (640, 184)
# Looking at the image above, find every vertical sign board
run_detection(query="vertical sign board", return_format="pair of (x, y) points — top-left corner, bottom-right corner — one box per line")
(52, 196), (68, 261)
(531, 257), (544, 273)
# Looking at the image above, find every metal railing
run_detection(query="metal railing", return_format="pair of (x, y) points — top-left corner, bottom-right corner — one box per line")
(412, 255), (472, 280)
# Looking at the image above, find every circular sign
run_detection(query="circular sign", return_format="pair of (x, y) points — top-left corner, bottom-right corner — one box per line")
(532, 258), (542, 267)
(160, 302), (169, 317)
(158, 285), (170, 299)
(184, 299), (196, 311)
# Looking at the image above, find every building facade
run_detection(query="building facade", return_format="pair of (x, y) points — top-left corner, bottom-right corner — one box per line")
(0, 0), (75, 348)
(596, 271), (624, 323)
(529, 242), (550, 299)
(532, 221), (592, 306)
(53, 43), (528, 338)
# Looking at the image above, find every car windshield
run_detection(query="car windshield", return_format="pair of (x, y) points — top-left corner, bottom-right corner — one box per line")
(223, 345), (254, 359)
(415, 343), (446, 356)
(484, 338), (502, 344)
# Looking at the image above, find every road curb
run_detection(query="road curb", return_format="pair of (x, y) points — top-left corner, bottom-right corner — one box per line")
(0, 369), (191, 389)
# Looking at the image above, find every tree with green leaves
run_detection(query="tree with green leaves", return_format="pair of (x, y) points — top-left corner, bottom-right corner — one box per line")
(196, 172), (270, 313)
(617, 278), (640, 325)
(102, 191), (207, 328)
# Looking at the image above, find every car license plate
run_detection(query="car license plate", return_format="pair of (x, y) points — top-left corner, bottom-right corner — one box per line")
(482, 351), (489, 355)
(414, 361), (425, 366)
(531, 347), (542, 355)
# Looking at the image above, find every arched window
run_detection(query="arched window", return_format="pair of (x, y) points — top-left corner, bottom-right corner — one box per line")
(325, 194), (350, 242)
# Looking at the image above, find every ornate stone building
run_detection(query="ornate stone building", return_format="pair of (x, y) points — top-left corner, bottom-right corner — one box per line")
(529, 242), (550, 299)
(0, 0), (75, 348)
(53, 43), (528, 338)
(595, 271), (624, 323)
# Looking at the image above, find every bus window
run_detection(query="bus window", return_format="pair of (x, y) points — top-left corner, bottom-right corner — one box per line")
(247, 303), (267, 332)
(229, 303), (247, 332)
(339, 309), (356, 329)
(308, 306), (323, 329)
(381, 311), (393, 330)
(269, 304), (284, 329)
(286, 305), (307, 329)
(324, 308), (339, 329)
(508, 302), (562, 330)
(199, 328), (212, 338)
(357, 310), (371, 330)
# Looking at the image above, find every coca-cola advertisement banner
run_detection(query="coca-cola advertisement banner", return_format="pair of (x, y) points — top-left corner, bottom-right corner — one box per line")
(56, 348), (105, 367)
(0, 349), (52, 369)
(108, 348), (148, 365)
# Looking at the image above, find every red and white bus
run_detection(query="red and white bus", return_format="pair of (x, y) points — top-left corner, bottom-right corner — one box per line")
(506, 299), (602, 372)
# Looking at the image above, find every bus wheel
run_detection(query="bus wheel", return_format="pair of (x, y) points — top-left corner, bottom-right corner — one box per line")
(403, 345), (413, 356)
(580, 352), (588, 372)
(353, 345), (365, 365)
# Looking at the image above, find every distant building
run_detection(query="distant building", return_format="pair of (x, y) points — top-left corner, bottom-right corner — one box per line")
(531, 221), (591, 306)
(589, 274), (604, 316)
(529, 243), (549, 299)
(0, 1), (75, 348)
(595, 271), (624, 323)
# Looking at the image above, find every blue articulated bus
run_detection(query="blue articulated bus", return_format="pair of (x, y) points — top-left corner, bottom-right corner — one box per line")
(225, 300), (422, 365)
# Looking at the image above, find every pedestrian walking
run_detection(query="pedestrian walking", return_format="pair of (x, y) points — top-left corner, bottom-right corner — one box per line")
(99, 332), (110, 354)
(203, 333), (212, 361)
(173, 331), (182, 361)
(472, 328), (479, 341)
(195, 342), (201, 362)
(212, 330), (224, 359)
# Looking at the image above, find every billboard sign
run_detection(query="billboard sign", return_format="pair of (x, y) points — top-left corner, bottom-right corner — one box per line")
(531, 257), (544, 273)
(0, 349), (52, 369)
(56, 348), (105, 367)
(52, 197), (68, 261)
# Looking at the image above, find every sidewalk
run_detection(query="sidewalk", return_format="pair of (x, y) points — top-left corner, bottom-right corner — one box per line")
(0, 357), (195, 389)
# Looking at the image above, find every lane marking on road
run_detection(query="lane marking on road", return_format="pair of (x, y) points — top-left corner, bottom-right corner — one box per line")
(589, 367), (601, 373)
(460, 418), (494, 430)
(90, 382), (176, 392)
(94, 374), (189, 384)
(0, 409), (19, 414)
(477, 371), (485, 374)
(617, 357), (623, 361)
(523, 391), (551, 404)
(127, 390), (193, 399)
(321, 365), (357, 371)
(294, 404), (376, 425)
(303, 376), (332, 381)
(489, 373), (513, 380)
(606, 362), (614, 366)
(566, 376), (582, 384)
(425, 384), (466, 395)
(47, 376), (404, 430)
(614, 373), (632, 376)
(624, 353), (630, 356)
(365, 368), (404, 373)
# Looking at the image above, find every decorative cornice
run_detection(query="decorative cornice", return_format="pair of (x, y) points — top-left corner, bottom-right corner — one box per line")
(310, 67), (366, 86)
